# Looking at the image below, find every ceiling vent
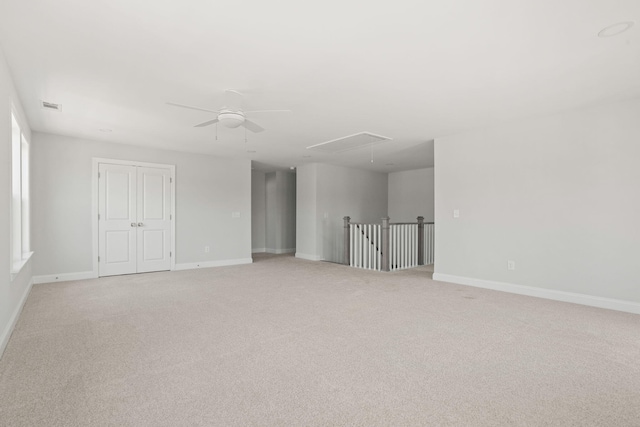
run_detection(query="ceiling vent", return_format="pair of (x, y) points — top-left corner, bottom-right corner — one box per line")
(306, 132), (391, 154)
(41, 101), (62, 111)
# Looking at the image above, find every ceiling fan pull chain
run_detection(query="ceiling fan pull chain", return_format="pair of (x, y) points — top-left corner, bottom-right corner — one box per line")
(215, 122), (218, 140)
(371, 143), (374, 163)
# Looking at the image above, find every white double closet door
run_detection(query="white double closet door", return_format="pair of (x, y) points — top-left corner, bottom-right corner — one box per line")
(99, 163), (172, 277)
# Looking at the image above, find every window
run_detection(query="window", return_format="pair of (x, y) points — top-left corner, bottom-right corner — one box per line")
(11, 111), (31, 276)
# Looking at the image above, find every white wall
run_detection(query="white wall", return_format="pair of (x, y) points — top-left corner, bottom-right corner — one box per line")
(434, 98), (640, 310)
(388, 167), (434, 223)
(251, 170), (266, 252)
(265, 172), (278, 251)
(265, 171), (296, 253)
(295, 164), (318, 260)
(279, 171), (297, 252)
(297, 163), (388, 263)
(31, 132), (252, 276)
(0, 49), (33, 357)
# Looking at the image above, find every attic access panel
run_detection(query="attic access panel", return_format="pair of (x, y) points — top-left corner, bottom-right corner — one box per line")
(306, 132), (392, 153)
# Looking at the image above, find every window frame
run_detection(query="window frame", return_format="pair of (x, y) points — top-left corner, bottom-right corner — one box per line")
(10, 109), (32, 280)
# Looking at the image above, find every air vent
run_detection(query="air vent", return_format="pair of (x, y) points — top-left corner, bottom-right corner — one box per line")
(307, 132), (391, 154)
(41, 101), (62, 111)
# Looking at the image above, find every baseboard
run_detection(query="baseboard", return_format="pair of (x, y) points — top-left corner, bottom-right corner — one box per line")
(33, 271), (96, 285)
(433, 273), (640, 315)
(174, 258), (253, 271)
(252, 248), (266, 253)
(1, 278), (34, 360)
(295, 252), (324, 261)
(265, 248), (296, 254)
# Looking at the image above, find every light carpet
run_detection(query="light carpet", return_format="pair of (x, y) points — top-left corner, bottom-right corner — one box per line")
(1, 253), (639, 426)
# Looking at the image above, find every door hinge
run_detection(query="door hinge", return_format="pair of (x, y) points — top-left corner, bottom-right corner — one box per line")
(170, 214), (172, 220)
(98, 172), (101, 178)
(170, 177), (173, 183)
(170, 251), (172, 257)
(98, 256), (100, 262)
(98, 213), (100, 220)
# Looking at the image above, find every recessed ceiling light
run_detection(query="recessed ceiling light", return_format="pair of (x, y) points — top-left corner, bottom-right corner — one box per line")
(247, 150), (256, 153)
(99, 128), (112, 132)
(290, 166), (296, 170)
(598, 21), (634, 37)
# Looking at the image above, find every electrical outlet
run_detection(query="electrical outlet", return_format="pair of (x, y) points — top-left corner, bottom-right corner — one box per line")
(232, 212), (241, 218)
(205, 246), (210, 253)
(453, 209), (460, 218)
(507, 260), (515, 271)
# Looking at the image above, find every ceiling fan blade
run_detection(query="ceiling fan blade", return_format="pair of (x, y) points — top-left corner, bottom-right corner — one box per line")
(194, 118), (219, 128)
(242, 120), (265, 133)
(166, 102), (219, 114)
(244, 109), (292, 114)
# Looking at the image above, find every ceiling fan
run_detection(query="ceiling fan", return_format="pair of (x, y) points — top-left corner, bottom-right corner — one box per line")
(167, 89), (290, 133)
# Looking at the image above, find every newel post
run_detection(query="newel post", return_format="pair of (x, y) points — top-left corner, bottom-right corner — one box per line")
(381, 216), (390, 272)
(343, 216), (351, 266)
(417, 216), (424, 266)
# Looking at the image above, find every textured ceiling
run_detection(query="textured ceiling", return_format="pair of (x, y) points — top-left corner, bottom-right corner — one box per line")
(0, 0), (638, 172)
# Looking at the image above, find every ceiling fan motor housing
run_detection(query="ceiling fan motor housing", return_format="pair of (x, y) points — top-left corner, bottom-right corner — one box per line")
(218, 110), (245, 128)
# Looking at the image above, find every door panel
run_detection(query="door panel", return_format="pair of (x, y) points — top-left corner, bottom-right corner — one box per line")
(136, 167), (171, 273)
(105, 231), (131, 263)
(99, 164), (137, 276)
(142, 229), (165, 261)
(106, 172), (131, 219)
(142, 173), (165, 219)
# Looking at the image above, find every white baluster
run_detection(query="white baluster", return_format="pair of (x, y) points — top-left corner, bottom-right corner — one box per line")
(358, 225), (362, 268)
(402, 225), (406, 269)
(356, 225), (361, 268)
(410, 225), (414, 268)
(410, 225), (414, 267)
(375, 225), (380, 270)
(390, 225), (394, 271)
(397, 225), (400, 271)
(394, 225), (398, 271)
(353, 225), (357, 268)
(365, 225), (368, 269)
(350, 225), (353, 266)
(411, 224), (419, 267)
(367, 224), (372, 270)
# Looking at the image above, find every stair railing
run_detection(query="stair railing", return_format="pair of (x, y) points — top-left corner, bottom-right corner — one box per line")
(344, 216), (433, 272)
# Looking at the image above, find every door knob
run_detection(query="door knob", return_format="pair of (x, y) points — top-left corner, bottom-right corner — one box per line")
(137, 222), (143, 227)
(131, 223), (136, 227)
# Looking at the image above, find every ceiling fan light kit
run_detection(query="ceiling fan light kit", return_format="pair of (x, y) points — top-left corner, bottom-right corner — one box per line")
(218, 111), (245, 128)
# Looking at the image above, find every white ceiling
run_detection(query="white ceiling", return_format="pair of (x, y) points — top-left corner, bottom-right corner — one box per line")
(1, 0), (638, 173)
